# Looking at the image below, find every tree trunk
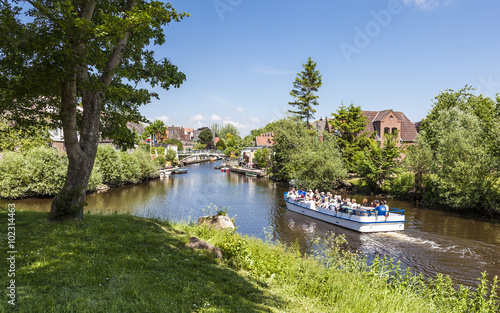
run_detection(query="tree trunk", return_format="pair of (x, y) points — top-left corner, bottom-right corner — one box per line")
(50, 78), (103, 220)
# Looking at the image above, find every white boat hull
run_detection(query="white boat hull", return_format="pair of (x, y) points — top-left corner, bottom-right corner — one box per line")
(284, 197), (405, 233)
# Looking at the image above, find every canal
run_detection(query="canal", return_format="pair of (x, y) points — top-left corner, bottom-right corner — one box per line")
(4, 161), (500, 288)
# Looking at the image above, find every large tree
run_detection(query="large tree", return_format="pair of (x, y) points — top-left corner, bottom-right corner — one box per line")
(329, 103), (373, 171)
(288, 57), (322, 124)
(270, 117), (346, 189)
(143, 119), (168, 143)
(411, 88), (500, 212)
(0, 1), (188, 220)
(355, 131), (401, 190)
(197, 128), (214, 149)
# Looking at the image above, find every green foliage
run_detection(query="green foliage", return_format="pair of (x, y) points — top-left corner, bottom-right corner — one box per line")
(253, 148), (270, 169)
(197, 128), (214, 147)
(166, 139), (183, 151)
(0, 118), (51, 152)
(155, 147), (166, 155)
(194, 142), (207, 150)
(289, 134), (346, 190)
(143, 120), (168, 143)
(0, 147), (67, 198)
(416, 107), (499, 210)
(382, 171), (416, 196)
(330, 103), (373, 171)
(24, 147), (69, 197)
(154, 155), (166, 167)
(0, 146), (157, 199)
(165, 148), (177, 163)
(270, 117), (346, 188)
(121, 152), (142, 184)
(288, 57), (322, 124)
(95, 145), (123, 186)
(219, 123), (240, 139)
(216, 138), (227, 151)
(355, 131), (401, 190)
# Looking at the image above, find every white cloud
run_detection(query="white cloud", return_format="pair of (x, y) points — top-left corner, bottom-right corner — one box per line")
(403, 0), (453, 10)
(210, 114), (222, 121)
(249, 117), (260, 123)
(155, 115), (170, 123)
(236, 107), (244, 112)
(249, 65), (294, 76)
(190, 114), (204, 121)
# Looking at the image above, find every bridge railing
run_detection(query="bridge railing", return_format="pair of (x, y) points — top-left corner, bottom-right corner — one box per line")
(178, 149), (225, 155)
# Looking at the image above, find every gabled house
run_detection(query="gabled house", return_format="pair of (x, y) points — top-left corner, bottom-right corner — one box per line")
(311, 116), (333, 134)
(362, 109), (418, 146)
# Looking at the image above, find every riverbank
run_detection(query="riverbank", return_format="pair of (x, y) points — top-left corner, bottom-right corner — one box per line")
(1, 209), (498, 312)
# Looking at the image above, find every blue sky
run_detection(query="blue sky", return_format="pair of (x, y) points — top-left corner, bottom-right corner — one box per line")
(141, 0), (500, 135)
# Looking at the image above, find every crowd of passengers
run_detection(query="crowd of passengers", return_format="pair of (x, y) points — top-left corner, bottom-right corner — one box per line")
(285, 187), (389, 216)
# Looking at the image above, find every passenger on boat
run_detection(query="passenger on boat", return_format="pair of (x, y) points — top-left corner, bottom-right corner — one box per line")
(374, 200), (387, 216)
(382, 200), (389, 210)
(307, 189), (314, 200)
(314, 195), (322, 208)
(299, 188), (306, 198)
(320, 193), (330, 208)
(362, 199), (369, 207)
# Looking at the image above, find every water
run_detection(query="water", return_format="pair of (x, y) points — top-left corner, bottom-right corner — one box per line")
(3, 161), (500, 288)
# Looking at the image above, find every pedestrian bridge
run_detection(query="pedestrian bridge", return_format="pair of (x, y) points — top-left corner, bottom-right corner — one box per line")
(177, 150), (225, 163)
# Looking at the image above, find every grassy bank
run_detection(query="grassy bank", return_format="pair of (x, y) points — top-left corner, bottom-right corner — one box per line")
(0, 209), (497, 312)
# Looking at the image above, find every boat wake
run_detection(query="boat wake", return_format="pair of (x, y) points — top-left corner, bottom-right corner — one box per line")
(364, 232), (481, 259)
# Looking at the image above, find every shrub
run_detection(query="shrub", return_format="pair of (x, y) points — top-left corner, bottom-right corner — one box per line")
(154, 155), (166, 168)
(130, 149), (158, 180)
(0, 151), (31, 198)
(382, 171), (415, 196)
(121, 151), (142, 184)
(95, 145), (123, 186)
(87, 164), (103, 192)
(24, 146), (67, 196)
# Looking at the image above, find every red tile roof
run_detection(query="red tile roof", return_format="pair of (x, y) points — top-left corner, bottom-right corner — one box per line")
(256, 135), (274, 146)
(362, 110), (417, 142)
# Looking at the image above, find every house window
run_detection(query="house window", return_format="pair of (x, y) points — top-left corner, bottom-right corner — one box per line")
(384, 127), (390, 134)
(392, 128), (398, 134)
(389, 115), (393, 119)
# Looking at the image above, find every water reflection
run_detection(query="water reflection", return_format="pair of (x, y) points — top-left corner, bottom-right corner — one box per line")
(2, 161), (499, 287)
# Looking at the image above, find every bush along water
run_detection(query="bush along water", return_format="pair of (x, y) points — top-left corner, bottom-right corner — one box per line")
(0, 145), (159, 199)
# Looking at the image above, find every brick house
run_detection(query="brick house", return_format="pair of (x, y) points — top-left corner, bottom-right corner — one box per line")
(362, 109), (418, 146)
(167, 125), (185, 141)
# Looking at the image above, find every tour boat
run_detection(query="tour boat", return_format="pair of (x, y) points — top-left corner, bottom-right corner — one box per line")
(283, 193), (405, 233)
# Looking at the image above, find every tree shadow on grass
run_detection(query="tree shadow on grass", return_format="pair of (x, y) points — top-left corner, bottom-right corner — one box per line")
(0, 210), (287, 312)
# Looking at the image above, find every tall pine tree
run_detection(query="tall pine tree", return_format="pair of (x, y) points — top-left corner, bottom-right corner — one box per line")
(288, 57), (322, 124)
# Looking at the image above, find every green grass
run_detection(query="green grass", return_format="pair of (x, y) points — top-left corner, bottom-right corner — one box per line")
(0, 209), (497, 312)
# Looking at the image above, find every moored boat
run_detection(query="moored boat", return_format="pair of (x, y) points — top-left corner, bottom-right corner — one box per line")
(245, 172), (258, 177)
(214, 165), (223, 169)
(283, 193), (405, 233)
(173, 168), (188, 174)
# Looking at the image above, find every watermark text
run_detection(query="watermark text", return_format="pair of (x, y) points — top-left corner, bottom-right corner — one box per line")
(6, 204), (16, 306)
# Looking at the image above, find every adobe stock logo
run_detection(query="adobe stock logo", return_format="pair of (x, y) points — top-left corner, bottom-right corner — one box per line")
(340, 0), (405, 64)
(213, 0), (243, 21)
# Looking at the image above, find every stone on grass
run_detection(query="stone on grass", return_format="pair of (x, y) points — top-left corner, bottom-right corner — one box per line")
(197, 215), (235, 230)
(186, 237), (223, 259)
